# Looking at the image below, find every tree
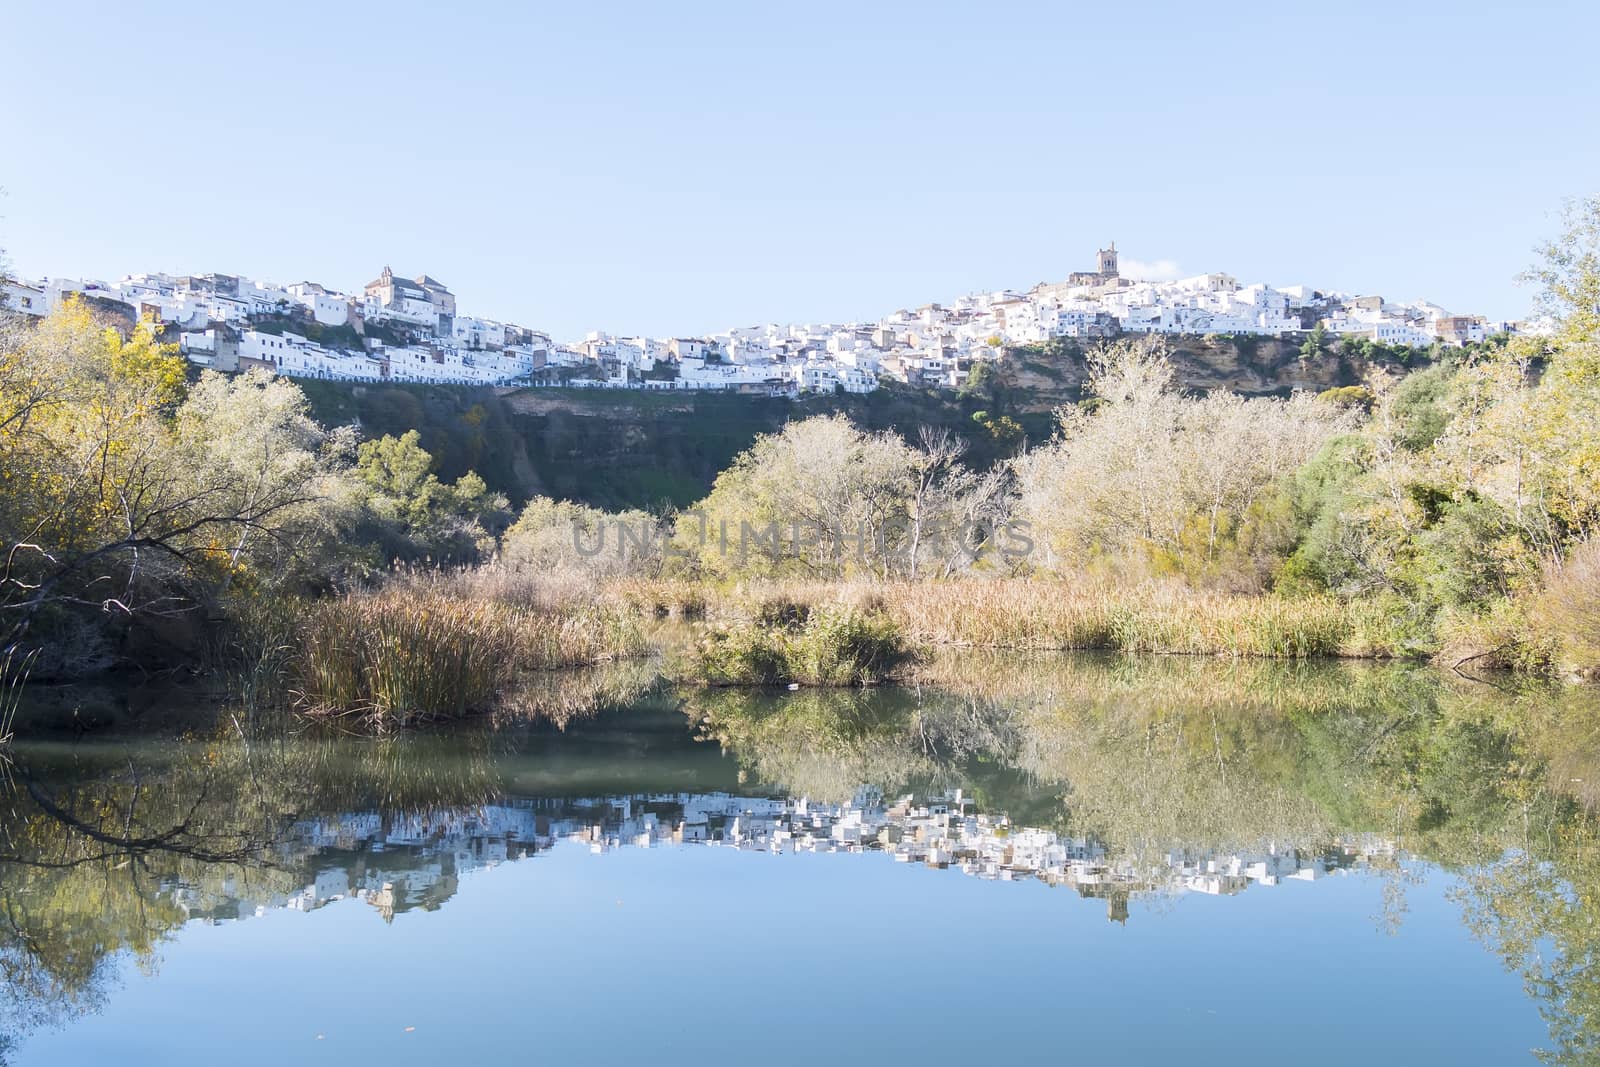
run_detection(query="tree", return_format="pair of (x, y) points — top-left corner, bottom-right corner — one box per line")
(1015, 337), (1351, 583)
(1523, 194), (1600, 347)
(352, 430), (510, 563)
(173, 368), (355, 592)
(907, 427), (960, 579)
(677, 416), (922, 579)
(356, 430), (440, 527)
(1300, 322), (1328, 362)
(0, 303), (341, 668)
(501, 495), (661, 578)
(971, 409), (1022, 444)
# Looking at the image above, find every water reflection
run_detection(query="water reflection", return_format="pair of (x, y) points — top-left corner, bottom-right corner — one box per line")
(2, 654), (1598, 1062)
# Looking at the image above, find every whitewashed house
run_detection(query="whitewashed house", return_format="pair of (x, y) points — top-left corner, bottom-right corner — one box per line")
(2, 280), (46, 315)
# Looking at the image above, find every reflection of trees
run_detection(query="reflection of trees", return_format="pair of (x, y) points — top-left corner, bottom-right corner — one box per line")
(690, 653), (1600, 1064)
(0, 723), (503, 1053)
(685, 687), (940, 803)
(682, 685), (1042, 811)
(0, 687), (654, 1057)
(4, 658), (1600, 1063)
(1445, 688), (1600, 1067)
(690, 655), (1443, 857)
(0, 745), (291, 1055)
(1456, 850), (1600, 1066)
(1017, 697), (1337, 867)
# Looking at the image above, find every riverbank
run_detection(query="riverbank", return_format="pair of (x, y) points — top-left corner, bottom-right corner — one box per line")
(5, 568), (1584, 740)
(9, 302), (1596, 722)
(197, 571), (1557, 730)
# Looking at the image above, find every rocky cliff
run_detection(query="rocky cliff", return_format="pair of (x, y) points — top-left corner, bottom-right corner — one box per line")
(999, 334), (1428, 411)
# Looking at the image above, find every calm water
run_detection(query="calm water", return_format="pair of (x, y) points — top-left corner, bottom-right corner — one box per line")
(3, 655), (1598, 1065)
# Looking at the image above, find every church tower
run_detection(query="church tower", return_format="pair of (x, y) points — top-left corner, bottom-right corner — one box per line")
(1097, 243), (1119, 278)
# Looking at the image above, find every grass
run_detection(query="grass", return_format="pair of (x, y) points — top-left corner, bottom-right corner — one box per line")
(693, 604), (911, 686)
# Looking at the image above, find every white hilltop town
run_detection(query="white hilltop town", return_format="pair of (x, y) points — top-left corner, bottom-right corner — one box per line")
(167, 788), (1406, 927)
(2, 247), (1531, 396)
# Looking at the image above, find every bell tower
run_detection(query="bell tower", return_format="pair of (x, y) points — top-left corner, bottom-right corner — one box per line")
(1097, 242), (1119, 278)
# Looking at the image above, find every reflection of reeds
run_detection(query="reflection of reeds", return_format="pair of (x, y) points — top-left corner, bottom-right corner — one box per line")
(910, 646), (1439, 716)
(496, 659), (664, 729)
(291, 730), (502, 814)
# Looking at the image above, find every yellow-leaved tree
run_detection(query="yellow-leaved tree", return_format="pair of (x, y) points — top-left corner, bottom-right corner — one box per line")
(0, 300), (346, 673)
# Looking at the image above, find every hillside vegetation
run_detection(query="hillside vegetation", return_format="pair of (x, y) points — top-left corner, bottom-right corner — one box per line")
(291, 328), (1461, 516)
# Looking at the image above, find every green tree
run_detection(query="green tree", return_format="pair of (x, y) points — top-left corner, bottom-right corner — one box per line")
(353, 430), (509, 562)
(675, 415), (922, 579)
(1300, 322), (1328, 362)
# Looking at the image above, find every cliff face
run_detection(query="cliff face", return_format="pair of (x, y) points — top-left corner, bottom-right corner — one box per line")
(500, 390), (802, 509)
(495, 386), (1034, 509)
(1001, 335), (1425, 412)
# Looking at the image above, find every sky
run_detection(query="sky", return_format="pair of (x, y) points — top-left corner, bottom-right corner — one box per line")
(2, 0), (1596, 340)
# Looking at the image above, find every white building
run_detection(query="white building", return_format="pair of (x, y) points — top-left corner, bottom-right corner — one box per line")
(2, 280), (46, 315)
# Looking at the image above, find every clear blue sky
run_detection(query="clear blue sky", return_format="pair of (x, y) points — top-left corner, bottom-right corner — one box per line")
(3, 0), (1596, 340)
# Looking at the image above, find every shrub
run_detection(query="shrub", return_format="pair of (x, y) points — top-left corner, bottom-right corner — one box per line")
(790, 607), (909, 685)
(696, 626), (794, 686)
(1437, 598), (1560, 677)
(694, 605), (910, 686)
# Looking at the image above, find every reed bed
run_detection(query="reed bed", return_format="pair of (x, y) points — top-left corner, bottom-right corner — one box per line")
(874, 580), (1369, 657)
(269, 571), (1386, 725)
(292, 588), (645, 726)
(0, 647), (38, 748)
(608, 577), (709, 620)
(612, 577), (1386, 660)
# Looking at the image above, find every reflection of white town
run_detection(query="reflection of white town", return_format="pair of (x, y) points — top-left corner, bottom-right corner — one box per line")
(164, 790), (1404, 926)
